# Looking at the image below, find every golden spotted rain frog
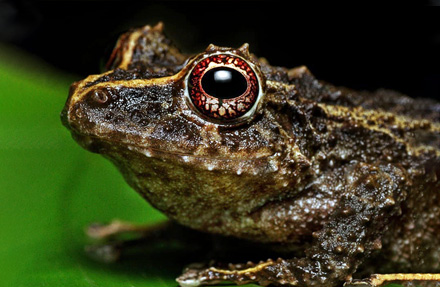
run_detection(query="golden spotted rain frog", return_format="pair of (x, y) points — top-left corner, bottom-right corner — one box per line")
(61, 23), (440, 287)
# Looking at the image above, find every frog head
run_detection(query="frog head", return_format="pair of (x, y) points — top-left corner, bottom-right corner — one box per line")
(61, 24), (311, 234)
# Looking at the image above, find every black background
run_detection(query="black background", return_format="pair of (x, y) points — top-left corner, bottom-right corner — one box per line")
(1, 1), (439, 101)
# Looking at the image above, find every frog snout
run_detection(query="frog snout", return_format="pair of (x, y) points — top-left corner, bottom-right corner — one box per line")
(60, 98), (90, 136)
(60, 104), (70, 130)
(61, 84), (106, 136)
(60, 83), (78, 131)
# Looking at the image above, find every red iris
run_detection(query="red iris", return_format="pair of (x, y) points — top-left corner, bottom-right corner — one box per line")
(187, 54), (259, 121)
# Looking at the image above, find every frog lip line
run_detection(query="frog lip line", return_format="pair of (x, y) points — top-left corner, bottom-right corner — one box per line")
(74, 132), (277, 163)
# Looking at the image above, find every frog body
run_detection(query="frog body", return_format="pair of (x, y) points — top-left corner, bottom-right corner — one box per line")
(61, 23), (440, 287)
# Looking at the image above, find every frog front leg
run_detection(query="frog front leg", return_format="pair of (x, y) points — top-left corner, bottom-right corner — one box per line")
(85, 220), (176, 263)
(177, 162), (407, 287)
(85, 220), (211, 264)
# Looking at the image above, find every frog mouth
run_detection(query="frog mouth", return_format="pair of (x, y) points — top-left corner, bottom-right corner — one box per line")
(124, 143), (280, 176)
(62, 97), (279, 176)
(69, 131), (279, 176)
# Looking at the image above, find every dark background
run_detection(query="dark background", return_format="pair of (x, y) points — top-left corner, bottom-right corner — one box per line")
(1, 1), (439, 101)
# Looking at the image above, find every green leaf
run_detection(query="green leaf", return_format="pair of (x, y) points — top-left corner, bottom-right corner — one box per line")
(0, 45), (260, 287)
(0, 45), (400, 287)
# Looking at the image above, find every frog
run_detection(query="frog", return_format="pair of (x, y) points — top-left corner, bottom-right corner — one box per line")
(61, 23), (440, 287)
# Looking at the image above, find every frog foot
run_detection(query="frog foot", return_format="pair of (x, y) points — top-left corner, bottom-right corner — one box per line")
(177, 264), (257, 287)
(344, 273), (440, 287)
(176, 259), (293, 287)
(85, 220), (171, 263)
(86, 219), (164, 240)
(85, 241), (122, 263)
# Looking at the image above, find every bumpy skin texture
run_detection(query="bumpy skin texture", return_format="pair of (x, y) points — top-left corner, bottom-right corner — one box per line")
(61, 24), (440, 286)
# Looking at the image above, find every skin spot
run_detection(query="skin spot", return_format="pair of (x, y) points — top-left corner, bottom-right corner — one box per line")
(384, 196), (396, 206)
(356, 245), (365, 253)
(334, 246), (344, 253)
(143, 149), (152, 157)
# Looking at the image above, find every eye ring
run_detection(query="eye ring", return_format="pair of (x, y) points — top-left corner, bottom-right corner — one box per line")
(185, 53), (262, 123)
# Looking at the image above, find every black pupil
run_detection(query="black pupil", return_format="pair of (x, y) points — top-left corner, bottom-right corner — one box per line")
(201, 67), (248, 99)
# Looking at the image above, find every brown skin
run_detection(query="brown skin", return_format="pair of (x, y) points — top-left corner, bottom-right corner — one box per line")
(61, 23), (440, 286)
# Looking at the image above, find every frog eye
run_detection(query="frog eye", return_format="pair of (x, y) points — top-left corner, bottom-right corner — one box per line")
(186, 54), (261, 122)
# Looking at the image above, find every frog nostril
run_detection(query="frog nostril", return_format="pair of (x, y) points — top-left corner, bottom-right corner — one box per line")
(91, 90), (109, 104)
